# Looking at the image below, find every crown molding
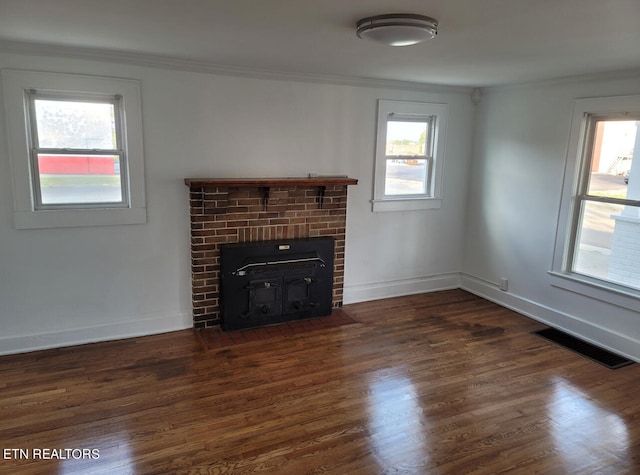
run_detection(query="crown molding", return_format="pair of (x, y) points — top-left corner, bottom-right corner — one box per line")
(0, 39), (473, 95)
(2, 40), (639, 99)
(481, 67), (640, 94)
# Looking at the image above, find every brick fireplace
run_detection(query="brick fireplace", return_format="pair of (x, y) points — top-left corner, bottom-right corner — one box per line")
(184, 177), (358, 328)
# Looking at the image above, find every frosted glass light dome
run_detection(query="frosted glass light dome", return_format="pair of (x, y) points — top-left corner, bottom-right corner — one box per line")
(356, 14), (438, 47)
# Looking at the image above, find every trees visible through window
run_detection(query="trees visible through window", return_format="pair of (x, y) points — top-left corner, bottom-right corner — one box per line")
(384, 118), (432, 195)
(372, 100), (448, 212)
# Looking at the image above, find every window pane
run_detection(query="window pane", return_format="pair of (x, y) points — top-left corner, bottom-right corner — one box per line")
(573, 200), (622, 280)
(384, 159), (427, 195)
(586, 120), (636, 199)
(34, 99), (117, 149)
(386, 121), (428, 156)
(573, 200), (640, 290)
(37, 154), (122, 205)
(609, 204), (640, 290)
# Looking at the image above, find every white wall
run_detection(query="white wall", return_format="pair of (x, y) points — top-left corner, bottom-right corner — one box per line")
(462, 73), (640, 361)
(0, 51), (475, 354)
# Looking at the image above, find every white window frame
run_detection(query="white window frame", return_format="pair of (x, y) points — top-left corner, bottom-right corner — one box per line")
(2, 70), (146, 229)
(550, 95), (640, 311)
(372, 100), (448, 212)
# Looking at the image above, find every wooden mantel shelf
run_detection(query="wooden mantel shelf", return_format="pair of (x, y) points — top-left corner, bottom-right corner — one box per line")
(184, 176), (358, 188)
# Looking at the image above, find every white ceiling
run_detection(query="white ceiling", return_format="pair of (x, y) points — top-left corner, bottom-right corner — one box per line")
(1, 0), (640, 88)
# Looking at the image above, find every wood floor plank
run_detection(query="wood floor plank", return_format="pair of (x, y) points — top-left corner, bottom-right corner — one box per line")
(1, 289), (640, 474)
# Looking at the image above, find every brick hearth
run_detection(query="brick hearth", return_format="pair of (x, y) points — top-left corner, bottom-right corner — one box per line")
(185, 177), (358, 328)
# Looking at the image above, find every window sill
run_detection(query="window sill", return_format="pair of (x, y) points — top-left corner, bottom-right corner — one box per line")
(548, 270), (640, 312)
(14, 207), (147, 229)
(371, 197), (442, 212)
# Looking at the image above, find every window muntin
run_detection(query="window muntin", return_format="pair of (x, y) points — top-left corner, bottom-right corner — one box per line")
(26, 91), (128, 209)
(566, 115), (640, 290)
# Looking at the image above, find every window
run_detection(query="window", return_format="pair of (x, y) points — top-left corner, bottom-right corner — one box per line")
(551, 95), (640, 308)
(27, 91), (127, 209)
(372, 100), (448, 212)
(2, 70), (146, 229)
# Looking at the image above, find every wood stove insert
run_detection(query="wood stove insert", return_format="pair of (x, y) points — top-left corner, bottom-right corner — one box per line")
(220, 237), (334, 331)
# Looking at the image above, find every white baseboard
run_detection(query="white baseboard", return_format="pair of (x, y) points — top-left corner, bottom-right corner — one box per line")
(343, 273), (461, 304)
(0, 312), (193, 356)
(7, 275), (638, 362)
(460, 273), (640, 363)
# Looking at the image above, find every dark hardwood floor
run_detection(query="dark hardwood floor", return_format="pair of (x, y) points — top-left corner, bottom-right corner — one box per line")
(2, 289), (640, 474)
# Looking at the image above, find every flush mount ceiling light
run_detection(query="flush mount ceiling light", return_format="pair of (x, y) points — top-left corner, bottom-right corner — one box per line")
(356, 13), (438, 46)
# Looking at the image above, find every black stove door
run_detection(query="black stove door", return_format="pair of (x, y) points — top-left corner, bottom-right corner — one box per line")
(283, 275), (331, 317)
(248, 279), (282, 319)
